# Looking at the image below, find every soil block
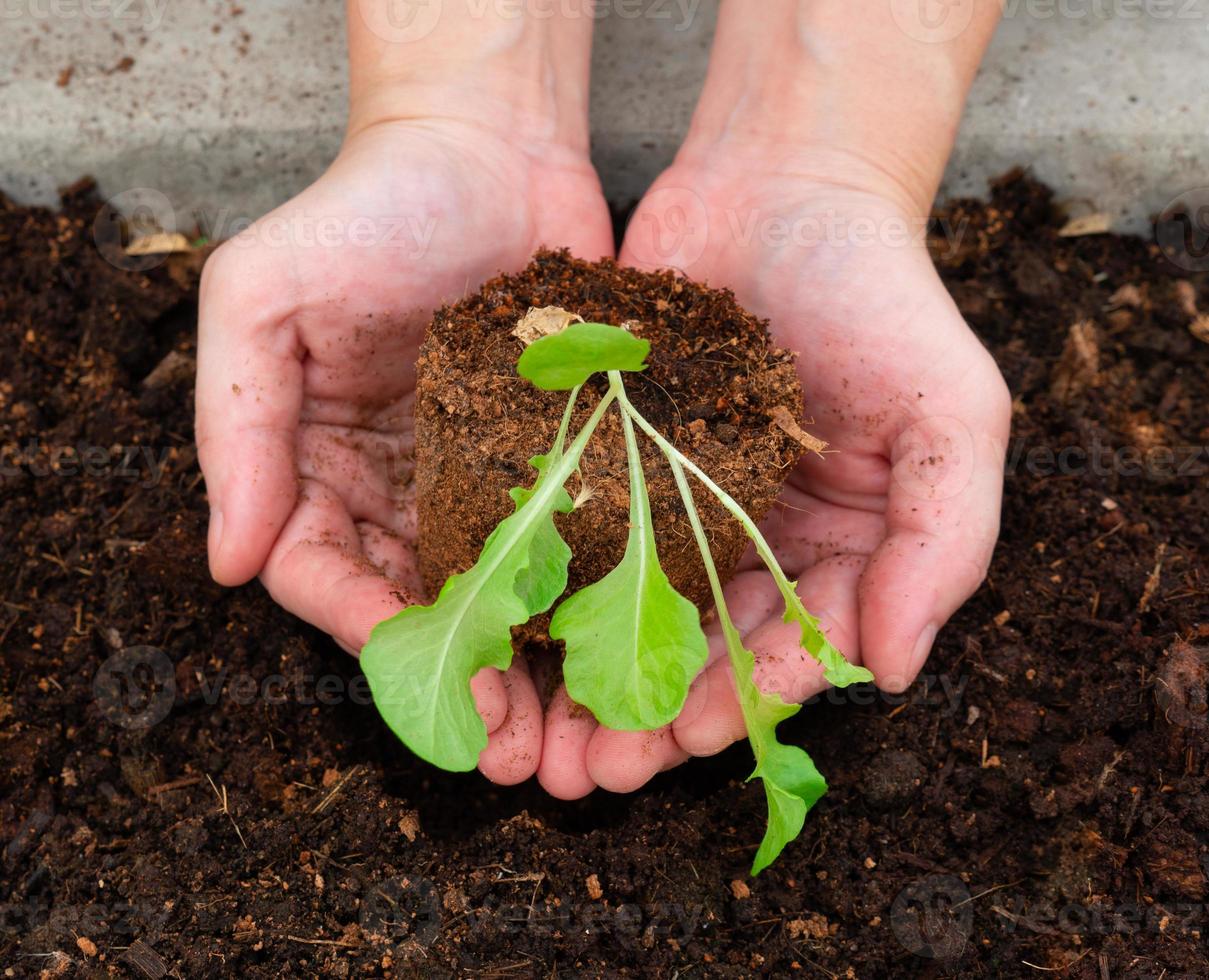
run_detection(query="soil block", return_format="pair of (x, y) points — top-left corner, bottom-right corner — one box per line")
(414, 250), (805, 612)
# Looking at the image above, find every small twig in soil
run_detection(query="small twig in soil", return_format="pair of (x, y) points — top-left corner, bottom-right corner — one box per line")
(205, 773), (248, 849)
(285, 935), (359, 948)
(1136, 542), (1168, 613)
(310, 765), (361, 815)
(146, 775), (203, 797)
(950, 879), (1024, 909)
(1021, 949), (1092, 972)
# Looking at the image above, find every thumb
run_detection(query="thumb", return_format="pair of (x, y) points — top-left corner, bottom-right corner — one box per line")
(195, 243), (302, 585)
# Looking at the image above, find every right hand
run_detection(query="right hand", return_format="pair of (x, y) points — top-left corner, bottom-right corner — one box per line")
(195, 115), (613, 785)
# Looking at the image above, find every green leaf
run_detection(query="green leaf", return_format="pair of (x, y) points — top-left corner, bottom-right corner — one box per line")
(727, 629), (828, 875)
(780, 593), (874, 688)
(509, 455), (573, 613)
(518, 322), (649, 390)
(361, 448), (578, 771)
(552, 409), (707, 730)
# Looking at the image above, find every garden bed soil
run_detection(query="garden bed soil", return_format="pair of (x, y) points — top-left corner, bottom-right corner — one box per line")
(1, 172), (1207, 978)
(416, 251), (804, 613)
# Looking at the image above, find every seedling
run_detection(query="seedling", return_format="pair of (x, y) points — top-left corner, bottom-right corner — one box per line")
(362, 321), (872, 873)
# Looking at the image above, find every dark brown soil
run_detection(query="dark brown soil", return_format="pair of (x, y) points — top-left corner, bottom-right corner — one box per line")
(2, 172), (1207, 979)
(416, 251), (803, 612)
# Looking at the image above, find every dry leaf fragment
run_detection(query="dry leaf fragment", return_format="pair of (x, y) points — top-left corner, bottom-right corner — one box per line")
(1050, 319), (1100, 402)
(1189, 313), (1209, 345)
(1057, 212), (1111, 237)
(1174, 280), (1199, 318)
(1107, 284), (1143, 309)
(769, 405), (827, 455)
(512, 306), (583, 345)
(124, 232), (191, 256)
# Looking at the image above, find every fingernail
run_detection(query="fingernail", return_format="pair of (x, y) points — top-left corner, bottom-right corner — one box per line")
(908, 622), (940, 682)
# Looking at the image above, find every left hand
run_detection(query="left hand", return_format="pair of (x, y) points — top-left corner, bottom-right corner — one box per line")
(535, 148), (1011, 799)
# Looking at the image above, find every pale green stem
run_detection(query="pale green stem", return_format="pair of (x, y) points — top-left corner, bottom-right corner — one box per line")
(550, 383), (583, 458)
(608, 371), (651, 531)
(614, 386), (822, 646)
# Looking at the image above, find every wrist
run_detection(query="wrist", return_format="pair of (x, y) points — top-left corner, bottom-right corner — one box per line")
(345, 0), (595, 153)
(679, 0), (1002, 216)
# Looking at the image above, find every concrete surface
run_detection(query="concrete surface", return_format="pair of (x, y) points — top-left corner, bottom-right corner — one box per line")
(1, 1), (1206, 235)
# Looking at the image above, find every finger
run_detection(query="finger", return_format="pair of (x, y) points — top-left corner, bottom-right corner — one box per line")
(195, 244), (303, 586)
(298, 425), (415, 536)
(478, 658), (543, 785)
(671, 647), (746, 758)
(471, 669), (508, 736)
(259, 480), (415, 654)
(735, 485), (885, 577)
(536, 684), (599, 800)
(673, 556), (863, 757)
(585, 725), (688, 794)
(356, 523), (424, 598)
(706, 570), (785, 637)
(859, 395), (1010, 692)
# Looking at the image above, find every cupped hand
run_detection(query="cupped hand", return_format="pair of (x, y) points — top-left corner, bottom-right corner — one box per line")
(536, 149), (1011, 799)
(196, 118), (613, 785)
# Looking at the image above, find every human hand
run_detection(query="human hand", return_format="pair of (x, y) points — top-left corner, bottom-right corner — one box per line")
(196, 13), (612, 786)
(535, 147), (1010, 797)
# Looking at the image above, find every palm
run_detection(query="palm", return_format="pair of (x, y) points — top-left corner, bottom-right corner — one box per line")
(534, 162), (1010, 798)
(196, 119), (613, 783)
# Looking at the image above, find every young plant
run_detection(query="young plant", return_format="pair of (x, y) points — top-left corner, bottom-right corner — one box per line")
(361, 320), (873, 873)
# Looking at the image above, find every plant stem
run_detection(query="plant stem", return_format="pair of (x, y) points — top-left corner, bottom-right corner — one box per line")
(660, 446), (755, 724)
(608, 371), (651, 533)
(615, 387), (838, 662)
(550, 383), (583, 458)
